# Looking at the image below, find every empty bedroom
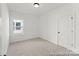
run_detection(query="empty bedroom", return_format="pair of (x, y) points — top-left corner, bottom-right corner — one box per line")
(0, 3), (79, 56)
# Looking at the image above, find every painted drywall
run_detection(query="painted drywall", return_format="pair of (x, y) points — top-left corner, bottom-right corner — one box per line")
(0, 17), (2, 55)
(0, 3), (9, 55)
(74, 4), (79, 53)
(39, 9), (57, 44)
(39, 4), (79, 53)
(9, 11), (39, 43)
(0, 4), (2, 55)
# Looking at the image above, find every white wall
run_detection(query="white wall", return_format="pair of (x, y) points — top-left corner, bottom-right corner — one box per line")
(74, 4), (79, 53)
(39, 9), (57, 44)
(0, 4), (2, 55)
(0, 3), (9, 55)
(9, 11), (39, 43)
(39, 4), (79, 53)
(0, 16), (2, 55)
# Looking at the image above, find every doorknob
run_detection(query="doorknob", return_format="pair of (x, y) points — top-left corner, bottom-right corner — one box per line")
(58, 32), (60, 34)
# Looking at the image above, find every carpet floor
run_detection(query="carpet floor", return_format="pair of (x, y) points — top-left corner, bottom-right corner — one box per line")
(7, 38), (78, 56)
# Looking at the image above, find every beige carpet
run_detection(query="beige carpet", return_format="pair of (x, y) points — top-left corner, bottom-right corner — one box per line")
(7, 38), (77, 56)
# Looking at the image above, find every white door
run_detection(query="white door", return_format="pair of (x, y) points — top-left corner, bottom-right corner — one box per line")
(57, 14), (74, 48)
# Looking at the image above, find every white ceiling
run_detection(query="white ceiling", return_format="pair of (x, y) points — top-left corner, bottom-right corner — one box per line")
(7, 3), (66, 16)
